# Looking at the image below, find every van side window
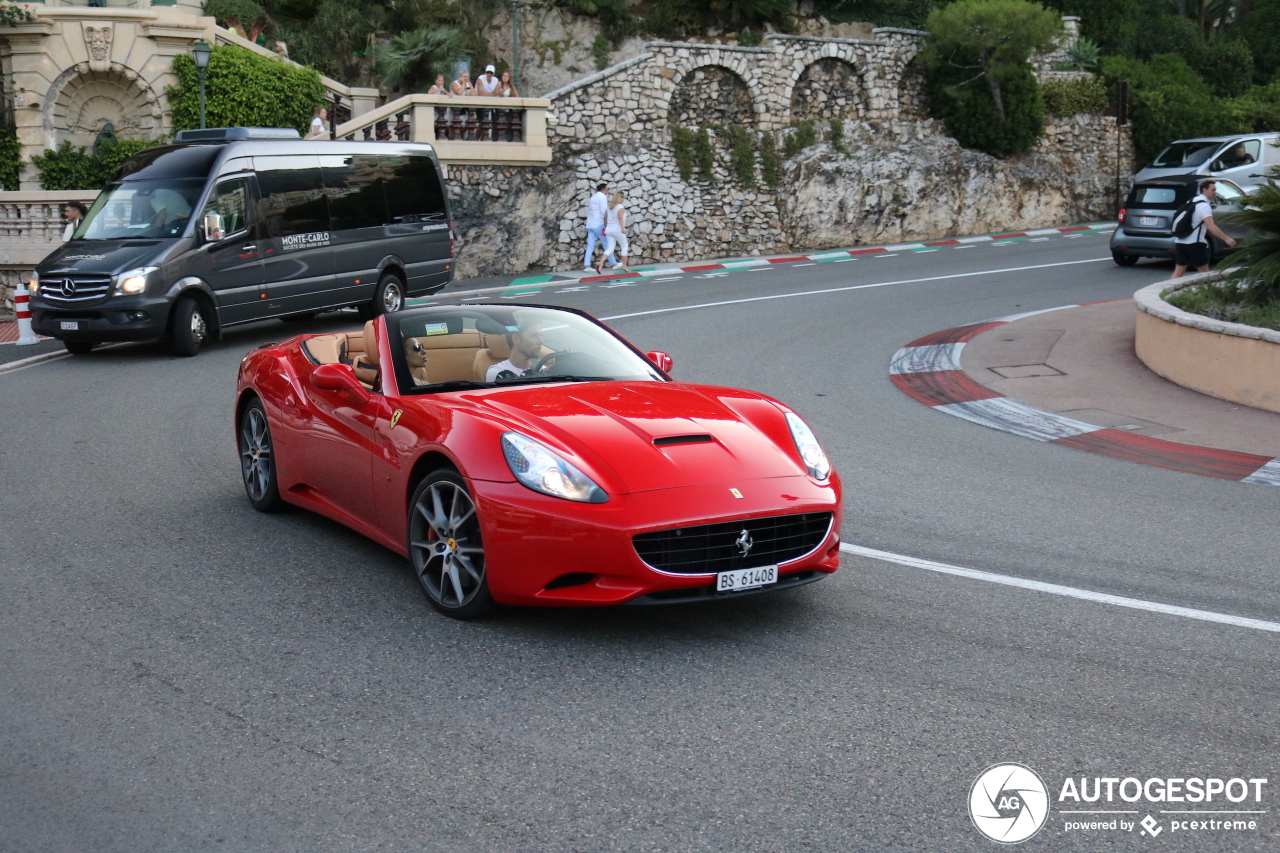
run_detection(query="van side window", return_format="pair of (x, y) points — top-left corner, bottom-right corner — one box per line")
(1214, 140), (1260, 171)
(256, 156), (329, 237)
(379, 154), (446, 224)
(322, 154), (387, 231)
(202, 179), (250, 236)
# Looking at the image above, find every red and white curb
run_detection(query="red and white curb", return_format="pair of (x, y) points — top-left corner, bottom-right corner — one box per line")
(572, 223), (1117, 284)
(890, 305), (1280, 487)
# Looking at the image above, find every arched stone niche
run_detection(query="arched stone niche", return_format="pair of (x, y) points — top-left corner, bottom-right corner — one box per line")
(667, 65), (755, 129)
(789, 58), (865, 122)
(44, 63), (164, 150)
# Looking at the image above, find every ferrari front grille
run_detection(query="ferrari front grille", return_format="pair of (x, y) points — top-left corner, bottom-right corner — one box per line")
(632, 512), (833, 574)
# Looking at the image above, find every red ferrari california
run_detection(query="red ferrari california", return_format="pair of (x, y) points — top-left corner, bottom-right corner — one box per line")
(235, 304), (841, 618)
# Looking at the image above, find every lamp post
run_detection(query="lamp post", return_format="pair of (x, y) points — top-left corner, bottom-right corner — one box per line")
(508, 0), (520, 94)
(192, 39), (212, 130)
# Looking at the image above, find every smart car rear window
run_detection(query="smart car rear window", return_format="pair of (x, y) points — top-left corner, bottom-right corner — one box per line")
(1132, 187), (1178, 205)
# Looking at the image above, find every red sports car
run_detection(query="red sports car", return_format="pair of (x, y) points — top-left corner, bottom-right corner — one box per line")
(235, 304), (841, 618)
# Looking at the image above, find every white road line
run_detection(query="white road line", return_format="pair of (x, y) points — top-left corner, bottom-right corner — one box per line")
(653, 277), (683, 282)
(601, 257), (1112, 321)
(833, 258), (856, 263)
(954, 245), (975, 249)
(840, 542), (1280, 634)
(794, 262), (816, 267)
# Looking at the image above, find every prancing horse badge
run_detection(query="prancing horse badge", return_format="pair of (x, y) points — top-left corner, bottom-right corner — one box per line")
(729, 488), (743, 499)
(389, 409), (403, 429)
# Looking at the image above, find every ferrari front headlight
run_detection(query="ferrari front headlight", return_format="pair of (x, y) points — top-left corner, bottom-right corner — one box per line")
(785, 412), (831, 481)
(501, 432), (607, 503)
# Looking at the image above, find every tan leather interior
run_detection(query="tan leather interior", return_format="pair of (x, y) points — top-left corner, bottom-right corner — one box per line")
(472, 332), (511, 381)
(302, 326), (379, 389)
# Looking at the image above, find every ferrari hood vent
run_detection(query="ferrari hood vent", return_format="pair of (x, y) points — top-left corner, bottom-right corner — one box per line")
(653, 434), (714, 447)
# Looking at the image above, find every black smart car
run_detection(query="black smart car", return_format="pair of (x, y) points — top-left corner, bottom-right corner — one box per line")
(1109, 174), (1251, 267)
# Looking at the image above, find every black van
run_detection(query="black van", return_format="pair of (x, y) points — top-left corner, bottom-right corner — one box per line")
(30, 127), (454, 356)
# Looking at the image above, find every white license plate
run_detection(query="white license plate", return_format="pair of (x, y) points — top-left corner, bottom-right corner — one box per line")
(1139, 216), (1160, 226)
(60, 321), (80, 331)
(716, 565), (777, 593)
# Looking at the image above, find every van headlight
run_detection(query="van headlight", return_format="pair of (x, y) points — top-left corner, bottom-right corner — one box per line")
(501, 432), (607, 503)
(785, 412), (831, 481)
(29, 275), (39, 296)
(115, 267), (156, 296)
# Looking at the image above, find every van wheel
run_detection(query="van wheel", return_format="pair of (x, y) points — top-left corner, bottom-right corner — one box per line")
(368, 272), (405, 317)
(171, 296), (209, 357)
(1112, 252), (1138, 267)
(64, 339), (96, 355)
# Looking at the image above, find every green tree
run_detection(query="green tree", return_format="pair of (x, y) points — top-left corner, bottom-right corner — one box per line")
(31, 138), (154, 191)
(0, 131), (21, 191)
(1239, 0), (1280, 82)
(371, 27), (469, 93)
(1038, 0), (1142, 57)
(929, 61), (1045, 155)
(1224, 178), (1280, 305)
(923, 0), (1062, 126)
(166, 45), (325, 134)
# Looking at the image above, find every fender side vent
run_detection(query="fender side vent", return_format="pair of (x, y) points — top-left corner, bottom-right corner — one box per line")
(653, 434), (713, 447)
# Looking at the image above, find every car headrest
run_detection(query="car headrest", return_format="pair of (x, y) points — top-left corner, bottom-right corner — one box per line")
(483, 332), (510, 359)
(362, 320), (380, 367)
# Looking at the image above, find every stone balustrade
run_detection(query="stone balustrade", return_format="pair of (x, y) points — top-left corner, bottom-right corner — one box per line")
(0, 191), (100, 313)
(334, 95), (553, 167)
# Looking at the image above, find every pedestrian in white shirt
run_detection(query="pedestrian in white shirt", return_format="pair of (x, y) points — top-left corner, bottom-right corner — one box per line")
(1171, 179), (1237, 279)
(62, 202), (86, 241)
(596, 191), (631, 273)
(583, 183), (616, 271)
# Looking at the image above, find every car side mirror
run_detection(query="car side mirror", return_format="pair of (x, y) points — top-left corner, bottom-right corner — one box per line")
(311, 362), (371, 403)
(202, 212), (224, 243)
(646, 351), (674, 374)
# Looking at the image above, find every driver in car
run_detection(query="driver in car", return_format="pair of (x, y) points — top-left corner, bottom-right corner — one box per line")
(486, 319), (545, 381)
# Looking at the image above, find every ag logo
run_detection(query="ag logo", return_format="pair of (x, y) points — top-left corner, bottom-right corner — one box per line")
(969, 763), (1049, 844)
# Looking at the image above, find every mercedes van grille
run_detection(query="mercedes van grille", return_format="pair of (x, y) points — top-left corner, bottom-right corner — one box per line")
(39, 275), (113, 305)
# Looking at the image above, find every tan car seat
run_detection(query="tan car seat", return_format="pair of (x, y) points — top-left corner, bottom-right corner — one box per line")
(473, 332), (511, 381)
(351, 320), (380, 387)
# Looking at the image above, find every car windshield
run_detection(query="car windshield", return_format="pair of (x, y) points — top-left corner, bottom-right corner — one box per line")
(1151, 141), (1227, 169)
(74, 178), (205, 240)
(388, 305), (666, 393)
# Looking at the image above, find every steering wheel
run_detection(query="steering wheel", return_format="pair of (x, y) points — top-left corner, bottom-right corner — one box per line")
(530, 350), (600, 375)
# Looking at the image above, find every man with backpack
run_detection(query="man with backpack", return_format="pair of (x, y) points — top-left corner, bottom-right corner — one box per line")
(1171, 179), (1237, 279)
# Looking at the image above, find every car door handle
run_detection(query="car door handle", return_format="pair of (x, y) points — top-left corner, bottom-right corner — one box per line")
(242, 244), (257, 252)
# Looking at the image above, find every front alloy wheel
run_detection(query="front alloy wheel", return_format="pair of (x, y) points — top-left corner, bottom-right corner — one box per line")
(408, 470), (494, 618)
(239, 399), (283, 512)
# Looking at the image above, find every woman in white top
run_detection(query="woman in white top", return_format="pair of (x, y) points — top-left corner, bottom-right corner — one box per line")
(597, 191), (630, 273)
(450, 71), (473, 96)
(308, 106), (327, 138)
(499, 71), (519, 97)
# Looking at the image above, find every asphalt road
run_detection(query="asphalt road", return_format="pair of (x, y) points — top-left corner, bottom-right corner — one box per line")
(3, 230), (1277, 852)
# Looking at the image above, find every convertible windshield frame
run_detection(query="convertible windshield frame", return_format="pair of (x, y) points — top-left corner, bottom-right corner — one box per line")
(73, 177), (208, 241)
(385, 303), (668, 396)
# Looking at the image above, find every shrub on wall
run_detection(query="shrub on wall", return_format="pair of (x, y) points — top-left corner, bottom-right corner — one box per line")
(166, 45), (325, 134)
(727, 124), (755, 187)
(759, 133), (781, 188)
(1041, 76), (1107, 116)
(32, 139), (154, 190)
(671, 126), (697, 182)
(782, 120), (816, 157)
(0, 131), (21, 190)
(929, 62), (1044, 157)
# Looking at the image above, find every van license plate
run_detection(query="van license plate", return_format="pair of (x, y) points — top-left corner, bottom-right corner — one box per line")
(60, 321), (79, 331)
(1139, 216), (1159, 226)
(716, 565), (777, 593)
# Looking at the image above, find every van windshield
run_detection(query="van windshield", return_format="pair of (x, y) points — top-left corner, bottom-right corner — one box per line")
(1151, 141), (1226, 169)
(74, 178), (206, 240)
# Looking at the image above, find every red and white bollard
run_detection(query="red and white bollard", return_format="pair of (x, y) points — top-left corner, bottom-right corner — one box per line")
(14, 279), (39, 346)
